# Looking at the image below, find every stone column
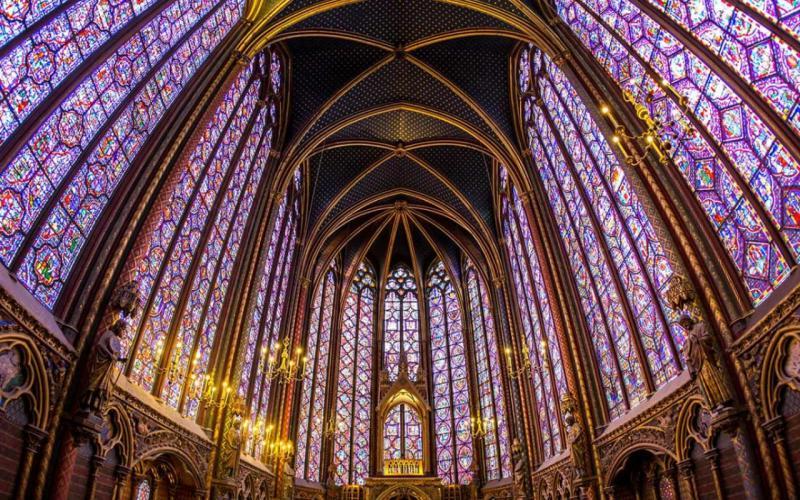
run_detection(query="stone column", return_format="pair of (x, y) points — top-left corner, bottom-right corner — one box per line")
(763, 417), (796, 499)
(712, 408), (762, 499)
(51, 415), (103, 500)
(112, 465), (131, 500)
(84, 453), (105, 500)
(677, 459), (698, 499)
(15, 424), (47, 500)
(703, 449), (724, 500)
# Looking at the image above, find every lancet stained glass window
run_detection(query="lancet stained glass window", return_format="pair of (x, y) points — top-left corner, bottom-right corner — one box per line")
(554, 0), (800, 305)
(134, 479), (151, 500)
(333, 262), (375, 486)
(499, 171), (567, 453)
(109, 51), (282, 423)
(427, 261), (472, 485)
(384, 265), (420, 380)
(465, 263), (510, 479)
(295, 266), (336, 482)
(126, 65), (257, 396)
(0, 0), (242, 308)
(518, 48), (686, 419)
(239, 177), (300, 459)
(384, 403), (423, 461)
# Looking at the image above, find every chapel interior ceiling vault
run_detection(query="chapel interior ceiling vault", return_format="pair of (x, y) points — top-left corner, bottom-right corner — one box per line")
(235, 0), (563, 275)
(305, 201), (490, 296)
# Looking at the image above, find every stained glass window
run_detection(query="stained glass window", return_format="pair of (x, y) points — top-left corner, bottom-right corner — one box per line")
(126, 65), (257, 395)
(135, 479), (151, 500)
(239, 167), (301, 459)
(295, 266), (336, 482)
(163, 93), (268, 417)
(427, 261), (473, 485)
(109, 51), (283, 423)
(554, 0), (800, 305)
(0, 0), (242, 308)
(465, 263), (510, 479)
(333, 262), (375, 486)
(384, 265), (420, 380)
(383, 403), (423, 461)
(0, 0), (163, 142)
(517, 48), (686, 420)
(500, 171), (569, 449)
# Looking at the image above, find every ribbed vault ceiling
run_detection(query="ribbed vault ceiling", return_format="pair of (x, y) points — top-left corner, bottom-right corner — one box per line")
(242, 0), (563, 265)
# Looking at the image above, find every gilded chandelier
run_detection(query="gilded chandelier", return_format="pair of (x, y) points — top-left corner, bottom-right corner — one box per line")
(504, 344), (532, 380)
(264, 337), (309, 383)
(470, 414), (494, 439)
(600, 79), (692, 167)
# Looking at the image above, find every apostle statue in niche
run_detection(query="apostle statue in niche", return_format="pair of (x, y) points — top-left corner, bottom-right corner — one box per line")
(562, 393), (589, 479)
(80, 318), (128, 415)
(511, 438), (529, 500)
(79, 282), (141, 417)
(220, 406), (243, 479)
(678, 313), (734, 412)
(666, 276), (734, 413)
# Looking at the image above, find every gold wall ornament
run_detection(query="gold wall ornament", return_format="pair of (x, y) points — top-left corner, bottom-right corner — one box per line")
(383, 458), (424, 476)
(264, 337), (309, 383)
(470, 414), (494, 439)
(219, 396), (247, 480)
(323, 414), (338, 440)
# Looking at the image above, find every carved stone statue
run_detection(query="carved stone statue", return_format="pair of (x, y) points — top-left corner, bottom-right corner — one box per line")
(678, 314), (734, 412)
(79, 318), (127, 415)
(220, 409), (243, 478)
(666, 275), (735, 413)
(562, 394), (589, 479)
(326, 462), (338, 499)
(78, 281), (142, 417)
(511, 438), (529, 500)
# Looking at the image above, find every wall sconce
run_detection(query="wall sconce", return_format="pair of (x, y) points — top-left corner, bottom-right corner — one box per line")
(323, 414), (339, 440)
(600, 79), (692, 167)
(504, 344), (532, 380)
(470, 415), (494, 439)
(265, 338), (309, 383)
(265, 438), (294, 463)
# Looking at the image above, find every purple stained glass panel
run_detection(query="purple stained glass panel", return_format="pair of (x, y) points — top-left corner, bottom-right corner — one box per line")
(333, 262), (375, 486)
(0, 0), (164, 144)
(555, 0), (792, 304)
(533, 51), (683, 385)
(295, 268), (336, 482)
(428, 261), (473, 485)
(127, 68), (256, 392)
(8, 0), (241, 307)
(384, 265), (420, 380)
(466, 265), (510, 479)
